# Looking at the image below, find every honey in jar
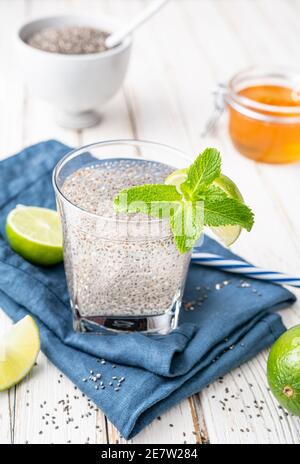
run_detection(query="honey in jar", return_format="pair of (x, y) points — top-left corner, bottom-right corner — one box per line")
(226, 68), (300, 164)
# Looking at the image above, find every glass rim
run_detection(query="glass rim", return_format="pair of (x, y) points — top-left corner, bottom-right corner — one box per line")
(52, 138), (190, 224)
(226, 66), (300, 123)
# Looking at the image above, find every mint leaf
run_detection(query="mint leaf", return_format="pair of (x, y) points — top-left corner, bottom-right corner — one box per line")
(170, 201), (204, 253)
(181, 148), (221, 200)
(114, 184), (182, 217)
(203, 196), (254, 232)
(197, 184), (227, 201)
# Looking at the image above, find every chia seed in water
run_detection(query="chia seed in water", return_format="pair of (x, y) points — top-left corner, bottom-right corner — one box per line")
(61, 159), (191, 318)
(27, 26), (110, 55)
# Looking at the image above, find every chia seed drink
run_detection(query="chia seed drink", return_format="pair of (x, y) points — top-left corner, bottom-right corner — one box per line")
(53, 141), (191, 334)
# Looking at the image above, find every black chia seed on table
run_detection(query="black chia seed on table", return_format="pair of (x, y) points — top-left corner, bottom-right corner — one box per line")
(27, 26), (110, 55)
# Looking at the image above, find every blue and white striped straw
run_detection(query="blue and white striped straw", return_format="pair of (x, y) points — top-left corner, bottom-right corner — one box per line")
(191, 249), (300, 289)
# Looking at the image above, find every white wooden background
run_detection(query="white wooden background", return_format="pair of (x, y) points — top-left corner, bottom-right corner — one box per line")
(0, 0), (300, 445)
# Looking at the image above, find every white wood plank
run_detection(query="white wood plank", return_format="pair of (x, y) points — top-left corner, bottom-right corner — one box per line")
(14, 353), (107, 444)
(201, 350), (300, 444)
(202, 305), (300, 444)
(256, 0), (300, 62)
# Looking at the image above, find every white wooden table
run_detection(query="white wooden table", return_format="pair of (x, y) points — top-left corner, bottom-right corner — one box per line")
(1, 0), (300, 445)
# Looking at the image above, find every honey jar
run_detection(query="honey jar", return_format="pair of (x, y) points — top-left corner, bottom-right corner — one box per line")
(225, 67), (300, 164)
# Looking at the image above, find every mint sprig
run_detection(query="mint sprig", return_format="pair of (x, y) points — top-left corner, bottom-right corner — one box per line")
(113, 148), (254, 254)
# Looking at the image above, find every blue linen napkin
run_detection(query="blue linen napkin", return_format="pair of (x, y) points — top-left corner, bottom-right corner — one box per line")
(0, 140), (296, 439)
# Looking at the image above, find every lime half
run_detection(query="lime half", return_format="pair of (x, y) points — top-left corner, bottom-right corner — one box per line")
(165, 169), (244, 246)
(6, 206), (63, 266)
(0, 316), (40, 391)
(267, 325), (300, 417)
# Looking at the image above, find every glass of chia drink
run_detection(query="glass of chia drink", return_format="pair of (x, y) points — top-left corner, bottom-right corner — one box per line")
(53, 140), (192, 335)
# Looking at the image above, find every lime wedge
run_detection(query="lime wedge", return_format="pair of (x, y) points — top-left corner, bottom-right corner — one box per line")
(0, 316), (40, 391)
(210, 175), (244, 246)
(165, 169), (244, 246)
(213, 175), (243, 203)
(6, 206), (63, 266)
(165, 169), (188, 193)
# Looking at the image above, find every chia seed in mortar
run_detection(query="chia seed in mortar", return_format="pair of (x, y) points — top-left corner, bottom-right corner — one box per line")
(60, 159), (191, 318)
(27, 26), (110, 55)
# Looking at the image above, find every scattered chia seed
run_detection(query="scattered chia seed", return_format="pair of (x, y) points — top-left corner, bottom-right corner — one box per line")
(238, 280), (251, 288)
(215, 280), (231, 290)
(184, 301), (196, 311)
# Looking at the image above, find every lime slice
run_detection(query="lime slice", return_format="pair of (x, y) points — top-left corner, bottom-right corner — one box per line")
(210, 175), (244, 246)
(213, 175), (243, 203)
(165, 169), (244, 246)
(0, 315), (40, 391)
(6, 206), (63, 266)
(165, 169), (188, 194)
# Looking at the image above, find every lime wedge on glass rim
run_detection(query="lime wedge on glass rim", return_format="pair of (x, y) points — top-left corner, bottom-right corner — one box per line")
(165, 169), (244, 246)
(6, 206), (63, 266)
(0, 316), (40, 391)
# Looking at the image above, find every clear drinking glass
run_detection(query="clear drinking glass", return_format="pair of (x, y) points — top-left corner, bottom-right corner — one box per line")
(53, 140), (192, 335)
